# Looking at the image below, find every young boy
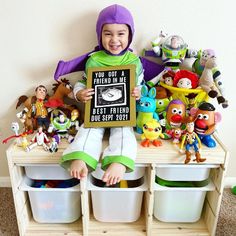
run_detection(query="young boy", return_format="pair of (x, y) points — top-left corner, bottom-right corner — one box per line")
(59, 4), (144, 186)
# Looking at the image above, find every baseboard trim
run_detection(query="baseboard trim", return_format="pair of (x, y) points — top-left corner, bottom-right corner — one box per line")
(0, 177), (11, 187)
(224, 177), (236, 188)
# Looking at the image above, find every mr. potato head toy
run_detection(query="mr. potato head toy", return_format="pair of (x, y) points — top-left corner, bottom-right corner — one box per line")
(190, 102), (222, 147)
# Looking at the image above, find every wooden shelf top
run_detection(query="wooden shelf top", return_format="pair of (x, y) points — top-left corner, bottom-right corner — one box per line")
(7, 133), (228, 165)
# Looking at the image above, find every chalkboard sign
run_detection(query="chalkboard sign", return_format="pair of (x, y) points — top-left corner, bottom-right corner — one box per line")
(84, 65), (136, 128)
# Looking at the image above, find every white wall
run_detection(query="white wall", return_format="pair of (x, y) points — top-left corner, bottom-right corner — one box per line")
(1, 0), (235, 178)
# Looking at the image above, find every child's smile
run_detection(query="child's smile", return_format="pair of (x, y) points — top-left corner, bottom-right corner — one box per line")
(101, 24), (129, 55)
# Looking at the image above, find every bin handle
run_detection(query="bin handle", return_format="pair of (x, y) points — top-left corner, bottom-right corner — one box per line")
(16, 163), (61, 167)
(18, 176), (81, 192)
(155, 164), (219, 169)
(87, 175), (148, 192)
(154, 179), (215, 192)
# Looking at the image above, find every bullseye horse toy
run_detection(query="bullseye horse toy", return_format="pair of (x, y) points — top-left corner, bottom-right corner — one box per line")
(44, 78), (75, 120)
(44, 78), (73, 109)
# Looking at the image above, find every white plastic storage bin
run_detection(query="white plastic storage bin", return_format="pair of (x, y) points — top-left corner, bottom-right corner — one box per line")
(88, 166), (147, 222)
(20, 176), (81, 223)
(155, 164), (219, 181)
(24, 164), (71, 180)
(153, 180), (215, 222)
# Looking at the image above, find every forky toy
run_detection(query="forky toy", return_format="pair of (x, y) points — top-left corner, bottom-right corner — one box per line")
(25, 126), (50, 152)
(2, 122), (33, 149)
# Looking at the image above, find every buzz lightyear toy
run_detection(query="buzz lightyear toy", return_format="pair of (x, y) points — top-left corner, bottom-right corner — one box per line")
(48, 114), (73, 143)
(145, 32), (198, 72)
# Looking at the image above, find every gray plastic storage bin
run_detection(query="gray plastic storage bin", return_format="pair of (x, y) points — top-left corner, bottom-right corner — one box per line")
(88, 166), (147, 222)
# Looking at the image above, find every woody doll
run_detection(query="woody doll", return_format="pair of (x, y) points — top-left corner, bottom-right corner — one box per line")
(30, 85), (50, 130)
(180, 116), (206, 164)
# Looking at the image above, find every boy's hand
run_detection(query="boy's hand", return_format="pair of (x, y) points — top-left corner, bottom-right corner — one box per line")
(131, 87), (141, 100)
(76, 88), (94, 103)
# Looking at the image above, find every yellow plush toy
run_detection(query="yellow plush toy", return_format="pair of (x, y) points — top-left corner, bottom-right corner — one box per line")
(141, 119), (164, 147)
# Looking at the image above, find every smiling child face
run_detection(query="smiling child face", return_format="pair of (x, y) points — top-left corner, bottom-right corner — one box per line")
(101, 24), (129, 55)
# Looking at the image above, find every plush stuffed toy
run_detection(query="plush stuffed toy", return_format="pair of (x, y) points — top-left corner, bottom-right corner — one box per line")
(199, 56), (228, 108)
(141, 119), (164, 147)
(162, 70), (175, 86)
(192, 49), (228, 108)
(136, 85), (159, 134)
(155, 86), (171, 131)
(173, 70), (199, 89)
(144, 32), (198, 71)
(146, 70), (175, 88)
(16, 85), (49, 131)
(155, 86), (171, 115)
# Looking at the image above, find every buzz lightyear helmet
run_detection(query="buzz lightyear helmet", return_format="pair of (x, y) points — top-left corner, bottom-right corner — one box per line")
(162, 35), (187, 60)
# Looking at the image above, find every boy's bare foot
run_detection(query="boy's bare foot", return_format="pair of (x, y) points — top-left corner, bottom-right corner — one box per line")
(102, 163), (126, 186)
(70, 160), (88, 179)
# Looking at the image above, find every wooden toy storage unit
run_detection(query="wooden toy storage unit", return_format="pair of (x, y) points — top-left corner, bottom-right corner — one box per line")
(7, 134), (229, 236)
